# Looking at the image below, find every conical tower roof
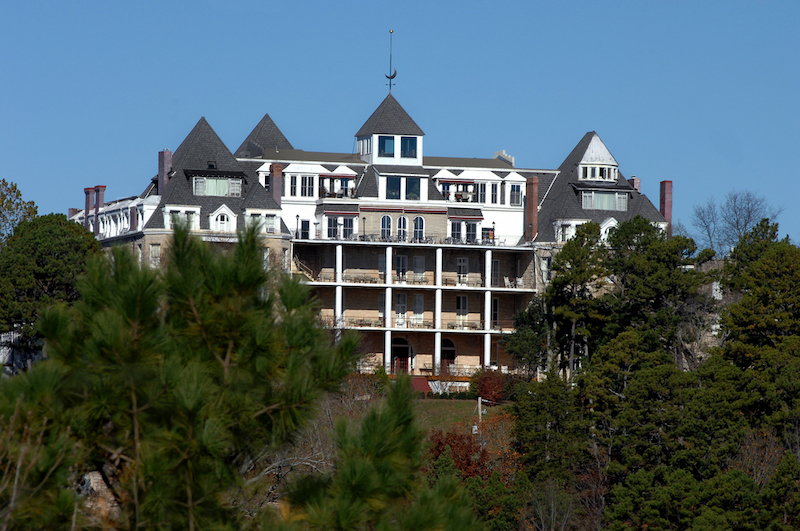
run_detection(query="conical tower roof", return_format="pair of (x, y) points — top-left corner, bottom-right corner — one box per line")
(355, 93), (424, 137)
(234, 113), (293, 157)
(172, 117), (241, 173)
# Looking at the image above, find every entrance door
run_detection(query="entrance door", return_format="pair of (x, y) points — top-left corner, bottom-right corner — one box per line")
(392, 337), (411, 374)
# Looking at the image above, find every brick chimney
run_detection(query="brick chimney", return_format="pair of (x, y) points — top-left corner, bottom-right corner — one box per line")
(525, 175), (539, 241)
(130, 206), (138, 231)
(84, 187), (95, 230)
(158, 149), (172, 195)
(270, 163), (284, 207)
(94, 185), (106, 236)
(627, 176), (641, 192)
(660, 180), (673, 232)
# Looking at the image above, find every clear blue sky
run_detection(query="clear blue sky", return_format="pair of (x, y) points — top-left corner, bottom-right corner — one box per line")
(2, 1), (798, 243)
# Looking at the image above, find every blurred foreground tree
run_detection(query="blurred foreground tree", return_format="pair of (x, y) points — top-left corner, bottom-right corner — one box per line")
(0, 226), (360, 529)
(0, 179), (37, 242)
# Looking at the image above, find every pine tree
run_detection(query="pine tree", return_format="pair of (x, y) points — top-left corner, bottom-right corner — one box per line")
(1, 226), (360, 529)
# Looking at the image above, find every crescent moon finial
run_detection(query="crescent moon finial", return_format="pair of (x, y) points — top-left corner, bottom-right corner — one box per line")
(385, 69), (397, 80)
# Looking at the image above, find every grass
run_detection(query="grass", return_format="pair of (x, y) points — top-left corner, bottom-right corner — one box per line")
(413, 399), (510, 433)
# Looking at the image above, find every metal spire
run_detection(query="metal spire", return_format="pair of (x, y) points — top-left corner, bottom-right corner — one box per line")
(385, 29), (397, 92)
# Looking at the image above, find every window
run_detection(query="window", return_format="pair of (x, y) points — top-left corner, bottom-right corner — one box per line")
(451, 221), (462, 241)
(491, 183), (498, 203)
(466, 222), (477, 242)
(343, 217), (354, 239)
(290, 176), (297, 196)
(413, 294), (424, 325)
(482, 227), (493, 243)
(510, 184), (522, 206)
(301, 220), (310, 240)
(379, 136), (394, 157)
(401, 137), (417, 158)
(381, 215), (392, 240)
(492, 298), (499, 327)
(500, 182), (505, 205)
(169, 210), (180, 229)
(301, 176), (314, 197)
(396, 255), (408, 277)
(413, 256), (425, 281)
(249, 213), (261, 229)
(542, 256), (552, 281)
(457, 257), (468, 285)
(216, 213), (229, 231)
(491, 260), (499, 287)
(264, 215), (276, 233)
(456, 295), (468, 322)
(327, 216), (339, 238)
(406, 177), (420, 200)
(262, 248), (270, 271)
(478, 183), (486, 203)
(149, 243), (161, 268)
(442, 183), (451, 200)
(397, 216), (408, 241)
(193, 177), (241, 197)
(560, 225), (569, 243)
(395, 293), (407, 328)
(413, 216), (424, 240)
(582, 191), (628, 211)
(386, 177), (401, 200)
(185, 211), (195, 228)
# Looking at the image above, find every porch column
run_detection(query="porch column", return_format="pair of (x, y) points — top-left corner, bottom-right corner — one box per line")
(435, 247), (443, 286)
(434, 332), (442, 375)
(484, 333), (491, 367)
(386, 246), (393, 285)
(335, 244), (343, 283)
(384, 329), (392, 372)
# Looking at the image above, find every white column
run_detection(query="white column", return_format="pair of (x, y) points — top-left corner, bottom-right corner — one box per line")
(435, 289), (442, 329)
(335, 244), (343, 283)
(385, 287), (393, 328)
(484, 333), (491, 367)
(384, 330), (392, 372)
(434, 332), (442, 374)
(484, 290), (491, 331)
(386, 246), (393, 285)
(484, 249), (492, 288)
(435, 247), (443, 286)
(335, 285), (343, 328)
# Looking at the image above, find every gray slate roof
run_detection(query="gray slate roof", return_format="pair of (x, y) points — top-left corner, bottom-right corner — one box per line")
(144, 117), (278, 230)
(534, 132), (666, 243)
(234, 113), (293, 157)
(355, 93), (424, 137)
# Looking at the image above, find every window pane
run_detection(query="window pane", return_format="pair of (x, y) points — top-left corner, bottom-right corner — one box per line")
(413, 216), (424, 239)
(406, 178), (420, 200)
(401, 137), (417, 158)
(381, 216), (392, 239)
(386, 177), (401, 199)
(379, 136), (394, 157)
(343, 217), (354, 238)
(595, 192), (615, 210)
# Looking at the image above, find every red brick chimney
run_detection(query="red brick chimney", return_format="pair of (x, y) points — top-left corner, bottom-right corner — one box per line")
(94, 185), (106, 236)
(270, 163), (284, 207)
(158, 150), (172, 195)
(660, 180), (673, 230)
(627, 176), (641, 192)
(84, 187), (95, 231)
(525, 175), (539, 241)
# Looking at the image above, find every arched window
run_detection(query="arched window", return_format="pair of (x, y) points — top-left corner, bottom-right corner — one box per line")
(413, 216), (424, 241)
(397, 216), (408, 241)
(216, 213), (229, 231)
(381, 215), (392, 240)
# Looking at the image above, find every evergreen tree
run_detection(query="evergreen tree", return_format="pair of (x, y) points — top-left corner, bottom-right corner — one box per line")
(272, 377), (482, 531)
(1, 226), (360, 529)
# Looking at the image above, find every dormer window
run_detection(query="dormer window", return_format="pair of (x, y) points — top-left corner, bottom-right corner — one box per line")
(582, 191), (628, 211)
(581, 165), (617, 181)
(207, 161), (216, 169)
(379, 136), (394, 157)
(193, 177), (242, 197)
(401, 137), (417, 158)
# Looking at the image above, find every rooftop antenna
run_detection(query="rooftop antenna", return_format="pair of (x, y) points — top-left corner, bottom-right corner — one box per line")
(385, 29), (396, 92)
